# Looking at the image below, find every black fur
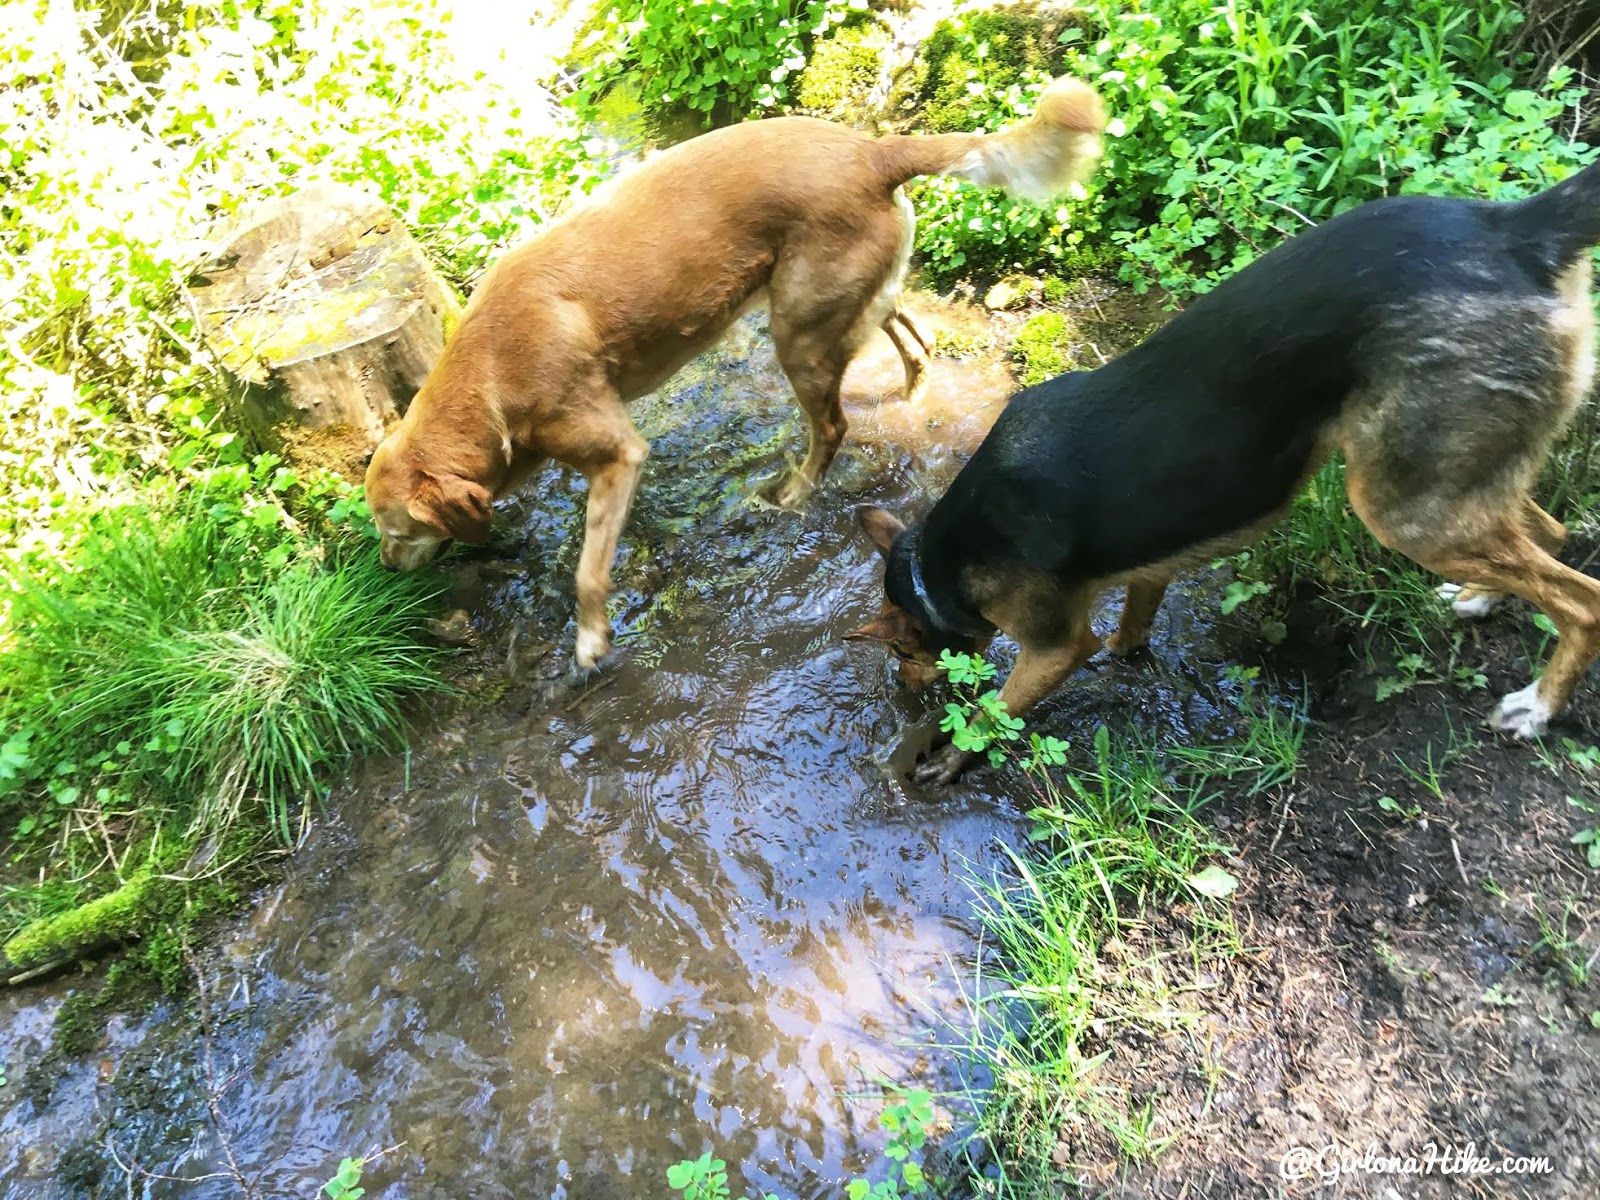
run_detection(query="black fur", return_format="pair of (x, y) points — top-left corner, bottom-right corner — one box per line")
(889, 156), (1600, 649)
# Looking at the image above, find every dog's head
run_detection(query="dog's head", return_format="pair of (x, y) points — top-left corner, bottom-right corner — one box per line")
(845, 505), (947, 688)
(364, 433), (495, 571)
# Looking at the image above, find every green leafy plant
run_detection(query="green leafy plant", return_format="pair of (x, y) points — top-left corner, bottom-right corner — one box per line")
(908, 0), (1593, 292)
(1220, 578), (1273, 616)
(1563, 739), (1600, 773)
(323, 1156), (366, 1200)
(1568, 796), (1600, 870)
(666, 1089), (933, 1200)
(1377, 794), (1424, 822)
(575, 0), (864, 122)
(936, 650), (1068, 771)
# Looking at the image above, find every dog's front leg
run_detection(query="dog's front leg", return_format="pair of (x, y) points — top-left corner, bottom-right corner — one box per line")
(913, 624), (1103, 786)
(1106, 579), (1169, 656)
(572, 428), (650, 670)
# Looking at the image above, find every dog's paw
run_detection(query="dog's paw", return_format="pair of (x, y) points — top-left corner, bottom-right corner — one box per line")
(1491, 682), (1552, 740)
(1105, 630), (1151, 658)
(1436, 581), (1504, 620)
(573, 626), (612, 672)
(757, 470), (814, 511)
(910, 742), (973, 787)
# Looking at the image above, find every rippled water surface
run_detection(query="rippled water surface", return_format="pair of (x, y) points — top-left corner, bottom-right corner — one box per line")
(0, 308), (1228, 1198)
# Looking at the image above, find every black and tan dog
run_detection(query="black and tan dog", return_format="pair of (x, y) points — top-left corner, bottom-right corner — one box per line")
(852, 159), (1600, 783)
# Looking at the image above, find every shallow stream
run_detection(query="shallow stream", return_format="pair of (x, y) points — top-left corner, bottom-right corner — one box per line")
(0, 308), (1234, 1199)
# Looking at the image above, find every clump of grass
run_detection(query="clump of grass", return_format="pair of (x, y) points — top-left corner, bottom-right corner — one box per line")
(933, 654), (1302, 1189)
(967, 726), (1239, 1177)
(0, 487), (444, 954)
(158, 559), (444, 837)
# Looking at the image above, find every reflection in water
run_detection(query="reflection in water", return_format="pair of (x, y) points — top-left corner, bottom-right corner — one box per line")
(0, 304), (1228, 1199)
(0, 307), (1024, 1200)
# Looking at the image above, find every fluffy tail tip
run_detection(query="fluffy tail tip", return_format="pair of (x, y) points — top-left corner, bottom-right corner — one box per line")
(1033, 76), (1107, 136)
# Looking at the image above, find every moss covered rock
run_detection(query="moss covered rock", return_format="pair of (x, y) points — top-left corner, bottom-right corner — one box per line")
(794, 20), (893, 122)
(1010, 310), (1074, 385)
(905, 1), (1085, 132)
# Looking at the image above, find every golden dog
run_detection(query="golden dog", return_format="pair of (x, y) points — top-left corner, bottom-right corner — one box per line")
(365, 79), (1106, 668)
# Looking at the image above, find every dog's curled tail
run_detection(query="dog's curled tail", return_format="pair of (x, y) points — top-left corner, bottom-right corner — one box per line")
(871, 76), (1107, 202)
(1503, 156), (1600, 270)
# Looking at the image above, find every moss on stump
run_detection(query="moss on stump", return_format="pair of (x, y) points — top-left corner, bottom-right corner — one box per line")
(188, 183), (464, 481)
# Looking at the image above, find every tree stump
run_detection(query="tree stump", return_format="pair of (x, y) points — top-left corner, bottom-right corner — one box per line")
(187, 182), (462, 479)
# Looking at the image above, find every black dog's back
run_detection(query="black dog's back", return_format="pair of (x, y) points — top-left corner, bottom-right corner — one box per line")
(922, 173), (1600, 591)
(861, 156), (1600, 782)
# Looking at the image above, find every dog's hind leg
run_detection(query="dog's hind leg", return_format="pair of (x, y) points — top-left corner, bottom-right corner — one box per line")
(1355, 497), (1600, 738)
(1107, 579), (1169, 656)
(764, 211), (907, 508)
(1436, 498), (1569, 619)
(765, 330), (852, 509)
(540, 394), (650, 670)
(883, 307), (933, 406)
(913, 612), (1102, 785)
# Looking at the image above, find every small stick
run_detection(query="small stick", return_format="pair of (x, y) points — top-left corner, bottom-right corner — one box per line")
(1268, 791), (1296, 853)
(1450, 835), (1472, 892)
(563, 674), (618, 712)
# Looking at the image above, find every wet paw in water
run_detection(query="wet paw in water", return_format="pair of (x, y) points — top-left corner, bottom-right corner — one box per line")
(887, 719), (971, 788)
(910, 742), (973, 787)
(754, 467), (814, 510)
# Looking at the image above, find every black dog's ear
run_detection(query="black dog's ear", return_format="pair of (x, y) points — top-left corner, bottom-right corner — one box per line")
(854, 505), (905, 559)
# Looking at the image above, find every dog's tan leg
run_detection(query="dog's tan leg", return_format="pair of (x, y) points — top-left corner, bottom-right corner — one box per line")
(766, 333), (851, 509)
(1437, 498), (1569, 620)
(1107, 580), (1169, 656)
(1523, 497), (1569, 554)
(1354, 494), (1600, 737)
(543, 398), (650, 670)
(913, 617), (1102, 785)
(883, 307), (933, 406)
(766, 217), (906, 508)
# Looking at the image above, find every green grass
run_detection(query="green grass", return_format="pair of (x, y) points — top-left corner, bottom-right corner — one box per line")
(2, 493), (443, 844)
(966, 729), (1235, 1181)
(0, 487), (445, 980)
(951, 684), (1305, 1191)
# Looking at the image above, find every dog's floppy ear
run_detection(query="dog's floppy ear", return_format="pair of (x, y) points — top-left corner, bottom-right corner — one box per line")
(845, 605), (921, 645)
(408, 473), (495, 542)
(855, 504), (905, 559)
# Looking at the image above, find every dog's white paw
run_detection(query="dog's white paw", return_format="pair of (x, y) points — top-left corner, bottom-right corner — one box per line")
(1491, 682), (1552, 740)
(574, 626), (611, 671)
(1436, 581), (1504, 620)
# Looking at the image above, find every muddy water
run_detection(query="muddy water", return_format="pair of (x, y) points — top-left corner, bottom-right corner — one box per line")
(1, 304), (1232, 1199)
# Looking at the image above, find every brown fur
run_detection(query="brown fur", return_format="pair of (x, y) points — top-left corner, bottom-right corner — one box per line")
(365, 79), (1105, 668)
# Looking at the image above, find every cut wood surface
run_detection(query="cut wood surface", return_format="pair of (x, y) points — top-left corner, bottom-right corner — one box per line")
(189, 182), (462, 479)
